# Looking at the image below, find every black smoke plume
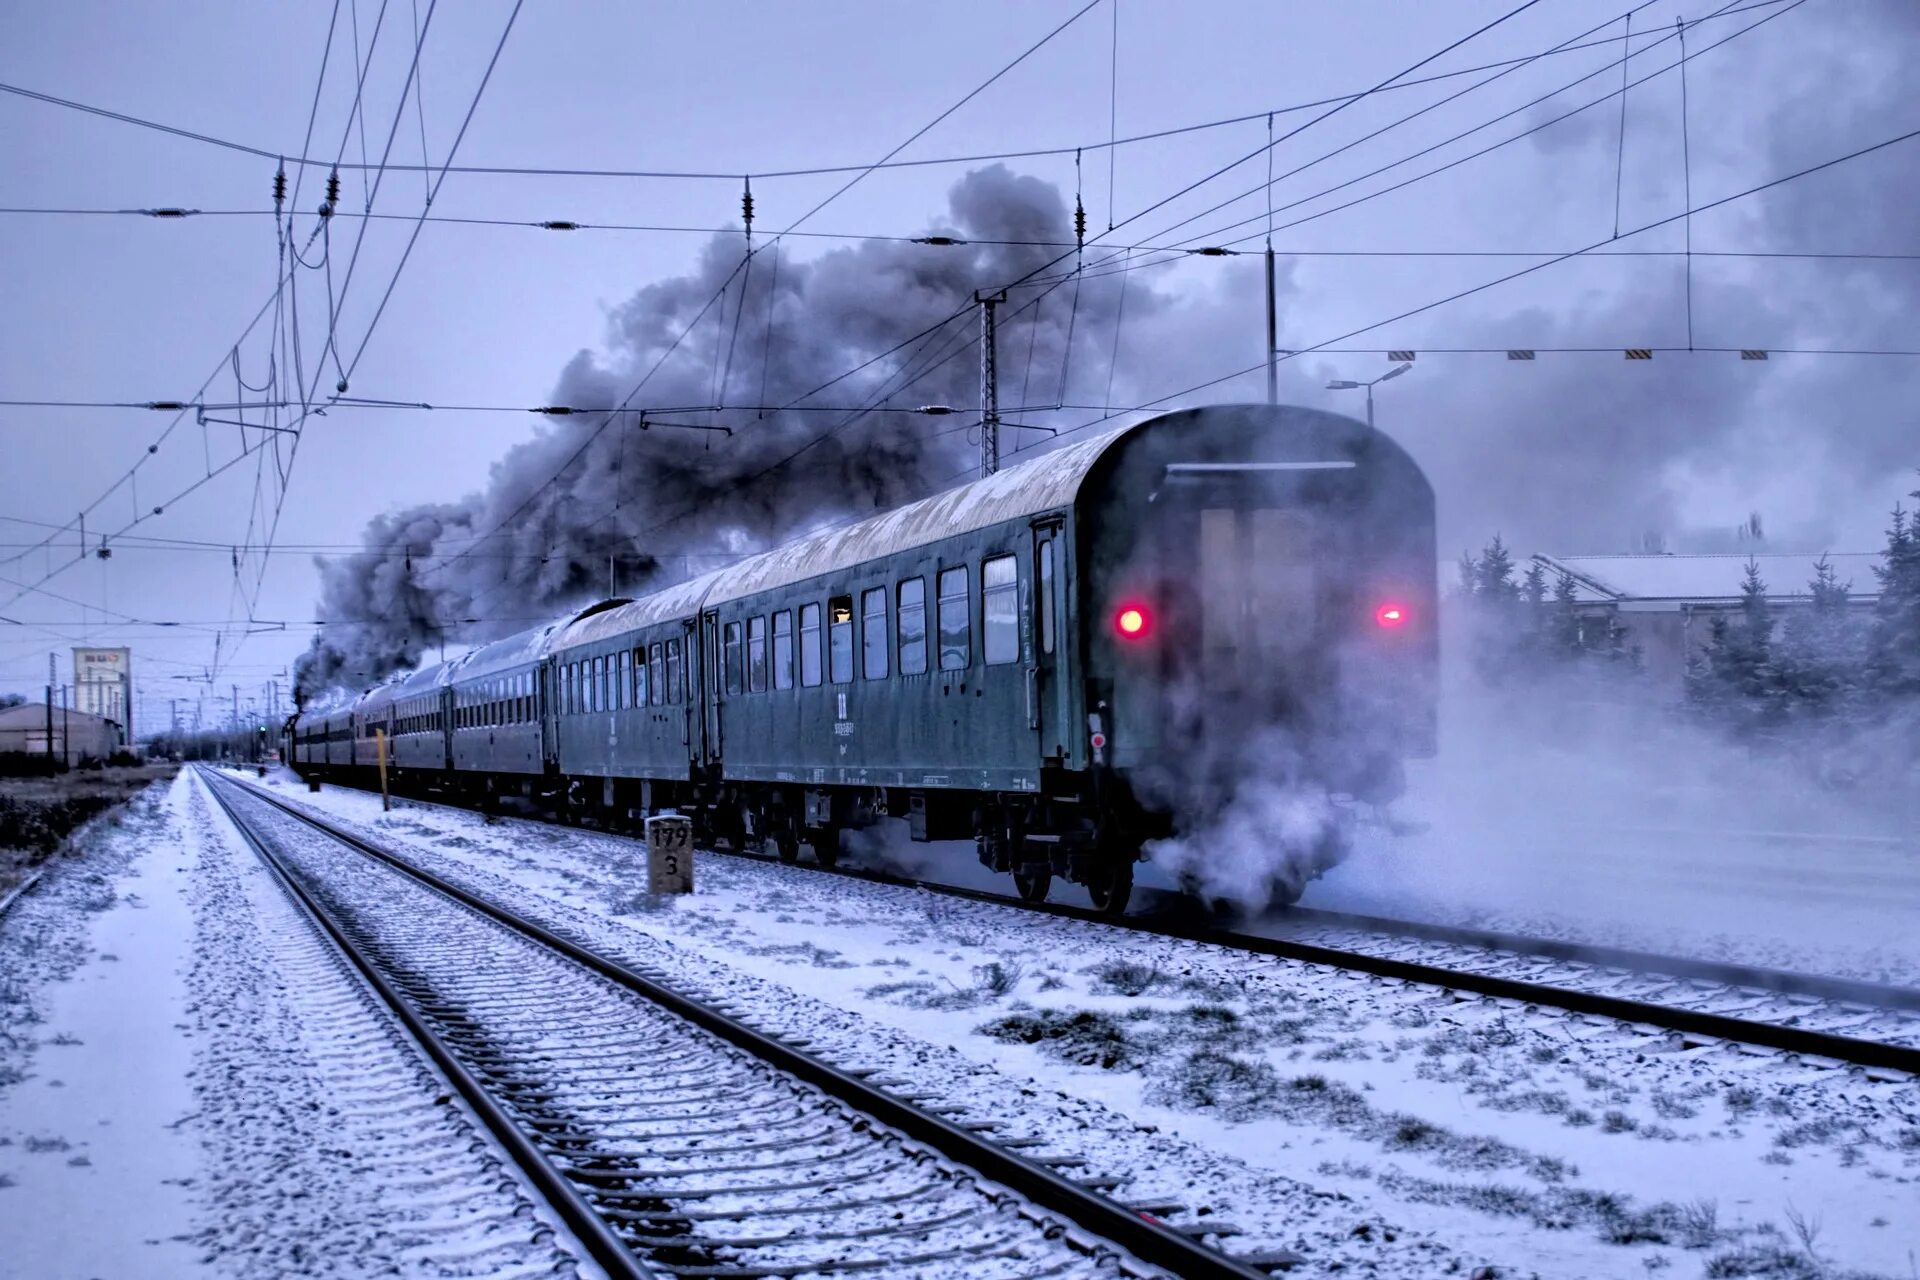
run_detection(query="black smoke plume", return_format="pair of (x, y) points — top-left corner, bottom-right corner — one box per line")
(296, 166), (1155, 702)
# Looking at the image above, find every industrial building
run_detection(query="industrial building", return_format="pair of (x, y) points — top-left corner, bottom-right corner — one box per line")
(0, 701), (125, 763)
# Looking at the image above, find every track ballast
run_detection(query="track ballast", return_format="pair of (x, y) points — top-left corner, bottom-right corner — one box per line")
(201, 768), (1272, 1280)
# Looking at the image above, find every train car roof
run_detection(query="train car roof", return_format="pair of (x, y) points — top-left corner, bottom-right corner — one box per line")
(445, 616), (575, 684)
(549, 424), (1133, 653)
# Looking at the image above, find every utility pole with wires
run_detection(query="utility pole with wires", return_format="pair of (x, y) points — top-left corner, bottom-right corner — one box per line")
(976, 289), (1008, 477)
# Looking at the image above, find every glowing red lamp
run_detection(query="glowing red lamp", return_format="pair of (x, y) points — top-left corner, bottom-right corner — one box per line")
(1374, 602), (1409, 629)
(1114, 604), (1151, 639)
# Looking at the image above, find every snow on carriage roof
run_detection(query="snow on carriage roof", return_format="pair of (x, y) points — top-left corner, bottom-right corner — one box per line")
(1534, 551), (1884, 604)
(445, 615), (579, 682)
(548, 425), (1135, 653)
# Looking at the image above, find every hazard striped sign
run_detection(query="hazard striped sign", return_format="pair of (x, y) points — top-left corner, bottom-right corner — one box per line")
(1624, 348), (1653, 360)
(1506, 350), (1536, 360)
(1740, 349), (1769, 360)
(1386, 350), (1416, 362)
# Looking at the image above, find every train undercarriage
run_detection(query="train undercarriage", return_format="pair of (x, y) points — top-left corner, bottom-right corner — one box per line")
(293, 762), (1155, 914)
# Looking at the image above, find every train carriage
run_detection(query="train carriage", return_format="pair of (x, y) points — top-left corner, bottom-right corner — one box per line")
(292, 403), (1436, 913)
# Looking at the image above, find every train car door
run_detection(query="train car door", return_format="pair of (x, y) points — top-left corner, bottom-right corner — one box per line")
(681, 619), (698, 763)
(1031, 519), (1070, 764)
(699, 611), (722, 769)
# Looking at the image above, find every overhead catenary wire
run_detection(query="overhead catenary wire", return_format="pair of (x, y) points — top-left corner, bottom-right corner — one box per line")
(0, 3), (1792, 185)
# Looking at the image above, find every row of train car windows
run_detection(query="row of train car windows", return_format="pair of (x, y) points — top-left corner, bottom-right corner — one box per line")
(722, 552), (1041, 696)
(554, 550), (1051, 713)
(560, 637), (686, 717)
(455, 671), (537, 729)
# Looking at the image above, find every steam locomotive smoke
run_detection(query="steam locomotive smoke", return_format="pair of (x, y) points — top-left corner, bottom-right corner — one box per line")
(296, 166), (1154, 701)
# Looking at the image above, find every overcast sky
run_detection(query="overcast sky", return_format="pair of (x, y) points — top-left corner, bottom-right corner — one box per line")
(2, 0), (1915, 725)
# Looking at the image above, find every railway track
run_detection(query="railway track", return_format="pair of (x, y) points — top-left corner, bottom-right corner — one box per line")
(199, 768), (1272, 1280)
(259, 771), (1920, 1079)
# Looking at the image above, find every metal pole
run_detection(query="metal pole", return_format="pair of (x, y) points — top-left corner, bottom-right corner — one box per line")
(45, 653), (55, 766)
(232, 684), (239, 759)
(61, 685), (69, 768)
(975, 289), (1008, 477)
(1366, 384), (1375, 432)
(1264, 247), (1278, 406)
(376, 727), (390, 811)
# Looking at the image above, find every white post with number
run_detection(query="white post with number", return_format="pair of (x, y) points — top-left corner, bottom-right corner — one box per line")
(645, 814), (694, 894)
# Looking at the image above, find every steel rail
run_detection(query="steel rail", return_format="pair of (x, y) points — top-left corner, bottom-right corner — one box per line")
(264, 771), (1920, 1076)
(199, 770), (659, 1280)
(215, 770), (1268, 1280)
(0, 867), (47, 919)
(1281, 905), (1920, 1014)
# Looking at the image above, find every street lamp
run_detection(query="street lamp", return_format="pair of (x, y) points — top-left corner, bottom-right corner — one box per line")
(1326, 361), (1412, 431)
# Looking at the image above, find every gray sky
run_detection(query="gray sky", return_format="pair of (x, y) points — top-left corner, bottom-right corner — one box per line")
(2, 0), (1915, 724)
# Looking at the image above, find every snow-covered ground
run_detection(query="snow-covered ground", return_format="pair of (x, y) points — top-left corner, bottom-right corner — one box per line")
(0, 771), (597, 1278)
(252, 770), (1920, 1280)
(1308, 700), (1920, 989)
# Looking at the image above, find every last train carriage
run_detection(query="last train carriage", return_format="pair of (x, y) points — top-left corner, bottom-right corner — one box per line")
(289, 402), (1438, 914)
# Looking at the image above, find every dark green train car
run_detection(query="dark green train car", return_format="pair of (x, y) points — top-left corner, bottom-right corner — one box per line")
(294, 403), (1436, 914)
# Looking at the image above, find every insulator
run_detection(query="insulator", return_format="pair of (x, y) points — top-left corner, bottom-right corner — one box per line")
(335, 378), (348, 394)
(741, 181), (754, 230)
(538, 220), (580, 230)
(273, 167), (287, 205)
(912, 236), (966, 246)
(1074, 197), (1086, 248)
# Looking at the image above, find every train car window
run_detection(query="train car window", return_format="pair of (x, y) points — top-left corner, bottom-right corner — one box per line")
(828, 596), (854, 683)
(724, 621), (744, 696)
(654, 642), (669, 705)
(772, 611), (794, 690)
(748, 615), (768, 693)
(861, 588), (889, 679)
(898, 578), (927, 674)
(937, 567), (970, 670)
(628, 648), (644, 709)
(983, 555), (1019, 665)
(1038, 538), (1056, 655)
(587, 657), (600, 713)
(800, 603), (823, 687)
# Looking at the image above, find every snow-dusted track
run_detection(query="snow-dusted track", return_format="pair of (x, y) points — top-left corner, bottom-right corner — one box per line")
(201, 770), (1271, 1280)
(282, 774), (1920, 1077)
(774, 863), (1920, 1077)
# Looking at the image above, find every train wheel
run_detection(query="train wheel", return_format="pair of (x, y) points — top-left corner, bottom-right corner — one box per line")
(1013, 870), (1051, 903)
(1085, 862), (1133, 915)
(773, 819), (800, 864)
(811, 826), (841, 869)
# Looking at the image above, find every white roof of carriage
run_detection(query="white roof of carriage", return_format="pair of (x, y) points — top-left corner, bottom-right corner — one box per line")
(548, 425), (1133, 653)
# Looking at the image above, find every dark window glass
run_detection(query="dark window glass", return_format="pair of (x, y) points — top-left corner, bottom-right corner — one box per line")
(828, 596), (854, 684)
(773, 611), (794, 690)
(898, 578), (927, 675)
(1039, 539), (1056, 655)
(615, 653), (627, 709)
(861, 588), (888, 679)
(748, 615), (768, 693)
(937, 567), (970, 670)
(799, 604), (823, 687)
(659, 641), (674, 705)
(629, 648), (645, 709)
(724, 621), (744, 696)
(984, 555), (1019, 665)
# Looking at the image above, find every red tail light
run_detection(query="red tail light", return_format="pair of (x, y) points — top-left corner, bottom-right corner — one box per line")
(1375, 602), (1409, 629)
(1114, 603), (1151, 640)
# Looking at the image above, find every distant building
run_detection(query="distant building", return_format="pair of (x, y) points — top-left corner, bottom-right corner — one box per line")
(1529, 552), (1882, 691)
(0, 701), (125, 762)
(73, 646), (131, 740)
